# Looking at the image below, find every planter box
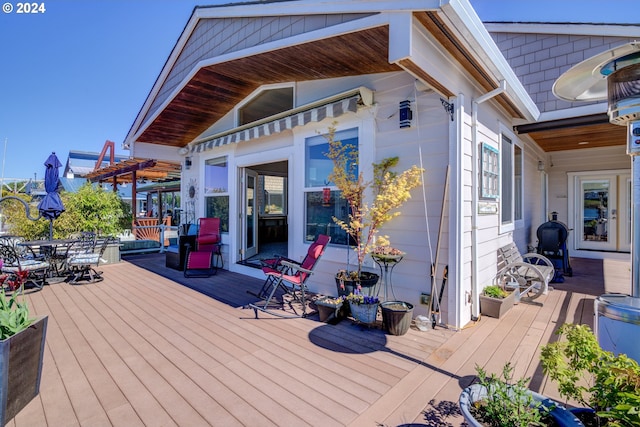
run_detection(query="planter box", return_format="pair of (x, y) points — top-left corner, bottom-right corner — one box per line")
(0, 315), (48, 426)
(480, 290), (516, 318)
(315, 297), (345, 324)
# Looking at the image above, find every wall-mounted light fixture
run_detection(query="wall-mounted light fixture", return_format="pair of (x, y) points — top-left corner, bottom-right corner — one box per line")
(399, 100), (412, 128)
(185, 157), (192, 170)
(537, 160), (545, 171)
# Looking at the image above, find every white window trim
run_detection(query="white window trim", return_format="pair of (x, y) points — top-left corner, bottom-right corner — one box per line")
(498, 123), (524, 234)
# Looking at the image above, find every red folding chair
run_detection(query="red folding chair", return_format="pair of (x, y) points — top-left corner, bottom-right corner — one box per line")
(184, 217), (222, 277)
(249, 234), (330, 318)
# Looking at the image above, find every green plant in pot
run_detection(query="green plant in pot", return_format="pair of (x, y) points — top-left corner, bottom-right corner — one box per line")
(460, 363), (545, 426)
(482, 285), (508, 299)
(479, 284), (516, 319)
(0, 285), (48, 426)
(540, 323), (640, 426)
(459, 362), (581, 426)
(324, 124), (423, 296)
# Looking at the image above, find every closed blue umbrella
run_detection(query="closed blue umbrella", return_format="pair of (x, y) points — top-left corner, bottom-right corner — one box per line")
(37, 152), (65, 239)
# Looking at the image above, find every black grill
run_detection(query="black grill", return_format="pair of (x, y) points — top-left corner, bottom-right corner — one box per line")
(536, 213), (573, 278)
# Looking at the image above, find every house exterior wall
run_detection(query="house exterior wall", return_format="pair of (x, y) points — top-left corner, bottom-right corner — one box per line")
(186, 69), (538, 328)
(130, 6), (547, 329)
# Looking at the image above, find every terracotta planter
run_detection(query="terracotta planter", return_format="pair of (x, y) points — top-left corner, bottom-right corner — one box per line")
(0, 315), (48, 426)
(480, 290), (516, 318)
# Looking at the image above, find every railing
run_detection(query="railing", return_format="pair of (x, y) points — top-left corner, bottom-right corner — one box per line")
(126, 218), (177, 254)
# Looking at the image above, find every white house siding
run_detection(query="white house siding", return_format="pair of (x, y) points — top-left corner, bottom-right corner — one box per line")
(145, 13), (375, 124)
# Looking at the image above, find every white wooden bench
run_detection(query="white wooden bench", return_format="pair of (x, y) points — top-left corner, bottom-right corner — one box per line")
(494, 242), (555, 302)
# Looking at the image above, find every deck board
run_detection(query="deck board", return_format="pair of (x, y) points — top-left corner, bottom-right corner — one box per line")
(5, 254), (628, 426)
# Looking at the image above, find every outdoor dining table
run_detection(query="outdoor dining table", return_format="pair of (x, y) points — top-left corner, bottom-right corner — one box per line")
(18, 238), (80, 280)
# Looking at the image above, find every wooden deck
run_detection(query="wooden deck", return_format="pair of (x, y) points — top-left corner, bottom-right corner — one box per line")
(7, 255), (631, 426)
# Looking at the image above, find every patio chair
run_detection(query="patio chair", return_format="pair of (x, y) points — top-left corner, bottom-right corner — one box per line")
(0, 240), (49, 292)
(184, 218), (222, 277)
(67, 236), (114, 284)
(196, 217), (223, 269)
(249, 234), (330, 318)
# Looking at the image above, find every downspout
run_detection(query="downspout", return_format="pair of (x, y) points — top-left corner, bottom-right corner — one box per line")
(470, 80), (507, 319)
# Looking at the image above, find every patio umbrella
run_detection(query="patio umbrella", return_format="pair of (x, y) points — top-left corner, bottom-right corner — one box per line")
(37, 152), (65, 239)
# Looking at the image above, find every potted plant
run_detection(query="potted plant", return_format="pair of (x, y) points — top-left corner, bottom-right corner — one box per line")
(345, 291), (380, 324)
(325, 125), (423, 296)
(479, 284), (516, 319)
(459, 362), (583, 426)
(0, 284), (48, 426)
(380, 300), (414, 336)
(314, 296), (346, 324)
(540, 323), (640, 426)
(371, 238), (405, 262)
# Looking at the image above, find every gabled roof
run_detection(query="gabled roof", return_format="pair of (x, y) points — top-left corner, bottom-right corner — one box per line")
(124, 0), (538, 150)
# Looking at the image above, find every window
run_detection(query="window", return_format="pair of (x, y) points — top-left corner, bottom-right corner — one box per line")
(304, 127), (358, 244)
(204, 156), (229, 232)
(501, 135), (523, 228)
(481, 143), (499, 199)
(238, 87), (294, 126)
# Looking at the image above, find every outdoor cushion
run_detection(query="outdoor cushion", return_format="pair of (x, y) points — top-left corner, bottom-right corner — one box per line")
(2, 259), (49, 272)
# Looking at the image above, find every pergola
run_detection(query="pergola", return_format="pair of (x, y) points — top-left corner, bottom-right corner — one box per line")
(85, 144), (181, 220)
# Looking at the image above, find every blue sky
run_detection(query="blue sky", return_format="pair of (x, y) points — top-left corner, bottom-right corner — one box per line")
(0, 0), (635, 181)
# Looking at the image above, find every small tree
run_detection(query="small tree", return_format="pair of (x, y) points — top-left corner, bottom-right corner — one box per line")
(325, 125), (423, 279)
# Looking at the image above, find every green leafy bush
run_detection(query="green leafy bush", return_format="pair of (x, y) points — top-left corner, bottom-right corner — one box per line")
(540, 323), (640, 426)
(3, 182), (130, 239)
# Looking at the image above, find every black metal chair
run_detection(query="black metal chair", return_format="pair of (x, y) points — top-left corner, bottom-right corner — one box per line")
(67, 236), (114, 284)
(0, 239), (49, 292)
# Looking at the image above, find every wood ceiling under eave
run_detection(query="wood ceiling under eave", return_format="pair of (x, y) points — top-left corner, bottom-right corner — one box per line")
(137, 26), (401, 147)
(526, 122), (627, 152)
(414, 11), (525, 120)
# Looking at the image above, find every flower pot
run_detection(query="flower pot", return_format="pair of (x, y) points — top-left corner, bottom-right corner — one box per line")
(335, 272), (379, 297)
(380, 301), (414, 335)
(479, 289), (516, 319)
(459, 383), (585, 426)
(0, 315), (48, 426)
(315, 297), (345, 324)
(348, 301), (379, 324)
